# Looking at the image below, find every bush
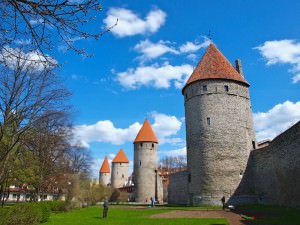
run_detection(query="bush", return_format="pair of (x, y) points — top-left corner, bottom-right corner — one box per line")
(36, 202), (51, 223)
(109, 189), (120, 202)
(2, 202), (52, 225)
(0, 207), (10, 225)
(47, 200), (65, 212)
(3, 203), (41, 225)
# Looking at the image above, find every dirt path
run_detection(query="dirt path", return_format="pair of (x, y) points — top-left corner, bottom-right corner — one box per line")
(150, 209), (251, 225)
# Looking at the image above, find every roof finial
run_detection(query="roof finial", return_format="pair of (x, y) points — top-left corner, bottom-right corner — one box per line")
(207, 30), (212, 41)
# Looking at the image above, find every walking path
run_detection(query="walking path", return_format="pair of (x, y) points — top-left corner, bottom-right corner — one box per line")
(150, 209), (251, 225)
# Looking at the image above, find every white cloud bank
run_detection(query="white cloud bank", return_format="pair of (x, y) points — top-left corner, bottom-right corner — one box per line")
(0, 46), (57, 71)
(133, 38), (211, 62)
(73, 112), (183, 148)
(254, 101), (300, 141)
(103, 8), (166, 37)
(255, 39), (300, 83)
(116, 63), (193, 89)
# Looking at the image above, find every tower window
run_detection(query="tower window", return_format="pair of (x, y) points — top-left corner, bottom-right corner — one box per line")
(139, 160), (141, 166)
(122, 174), (124, 178)
(120, 163), (122, 165)
(252, 141), (256, 149)
(152, 143), (154, 148)
(224, 85), (229, 92)
(203, 85), (207, 91)
(207, 117), (211, 125)
(188, 173), (191, 183)
(140, 143), (143, 147)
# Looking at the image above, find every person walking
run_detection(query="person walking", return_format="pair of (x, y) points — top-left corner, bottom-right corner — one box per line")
(103, 197), (109, 218)
(150, 197), (155, 208)
(221, 196), (226, 210)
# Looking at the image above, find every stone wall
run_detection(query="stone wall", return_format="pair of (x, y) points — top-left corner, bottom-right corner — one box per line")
(168, 171), (188, 205)
(231, 121), (300, 207)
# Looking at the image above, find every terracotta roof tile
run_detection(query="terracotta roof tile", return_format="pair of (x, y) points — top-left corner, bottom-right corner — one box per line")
(112, 149), (129, 163)
(134, 119), (158, 143)
(99, 156), (110, 173)
(183, 43), (249, 92)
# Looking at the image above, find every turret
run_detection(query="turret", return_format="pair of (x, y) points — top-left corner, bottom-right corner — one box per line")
(99, 156), (110, 186)
(111, 149), (129, 188)
(182, 43), (256, 206)
(133, 119), (162, 203)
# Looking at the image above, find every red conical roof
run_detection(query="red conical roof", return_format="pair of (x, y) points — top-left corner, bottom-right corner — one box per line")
(112, 149), (129, 163)
(183, 43), (249, 92)
(134, 119), (158, 143)
(99, 156), (110, 173)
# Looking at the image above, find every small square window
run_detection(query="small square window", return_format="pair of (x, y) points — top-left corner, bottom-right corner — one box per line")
(224, 85), (229, 92)
(203, 85), (207, 91)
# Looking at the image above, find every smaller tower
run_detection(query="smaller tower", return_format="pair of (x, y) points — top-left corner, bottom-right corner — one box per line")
(99, 156), (110, 186)
(111, 149), (129, 188)
(133, 119), (162, 203)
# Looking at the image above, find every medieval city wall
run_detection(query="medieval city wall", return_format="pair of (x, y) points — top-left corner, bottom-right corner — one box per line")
(230, 121), (300, 207)
(168, 171), (188, 205)
(250, 121), (300, 207)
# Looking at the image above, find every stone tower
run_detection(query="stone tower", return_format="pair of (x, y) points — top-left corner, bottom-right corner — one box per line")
(182, 43), (256, 206)
(133, 119), (161, 203)
(111, 149), (129, 188)
(99, 156), (110, 186)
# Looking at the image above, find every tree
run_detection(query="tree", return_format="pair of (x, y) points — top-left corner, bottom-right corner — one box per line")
(0, 0), (117, 60)
(0, 49), (71, 184)
(159, 155), (187, 170)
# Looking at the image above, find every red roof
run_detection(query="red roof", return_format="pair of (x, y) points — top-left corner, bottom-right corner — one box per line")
(99, 156), (110, 173)
(183, 43), (249, 92)
(134, 119), (158, 143)
(112, 149), (129, 163)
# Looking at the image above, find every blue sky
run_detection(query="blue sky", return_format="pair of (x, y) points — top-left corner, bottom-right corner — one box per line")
(47, 0), (300, 177)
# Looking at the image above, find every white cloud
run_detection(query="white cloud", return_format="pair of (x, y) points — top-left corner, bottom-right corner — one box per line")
(179, 38), (211, 53)
(151, 112), (183, 144)
(133, 39), (178, 61)
(0, 46), (57, 71)
(73, 120), (142, 147)
(103, 8), (166, 37)
(159, 147), (186, 157)
(255, 39), (300, 83)
(73, 112), (183, 147)
(254, 101), (300, 141)
(116, 63), (193, 89)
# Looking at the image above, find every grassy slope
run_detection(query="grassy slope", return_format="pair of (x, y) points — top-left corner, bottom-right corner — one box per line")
(44, 206), (229, 225)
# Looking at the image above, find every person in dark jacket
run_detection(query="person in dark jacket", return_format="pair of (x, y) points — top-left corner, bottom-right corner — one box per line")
(103, 198), (109, 218)
(221, 196), (226, 210)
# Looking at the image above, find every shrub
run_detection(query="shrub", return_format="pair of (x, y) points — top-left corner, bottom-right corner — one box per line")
(47, 200), (65, 212)
(0, 207), (10, 225)
(3, 203), (41, 225)
(109, 189), (120, 202)
(36, 202), (51, 223)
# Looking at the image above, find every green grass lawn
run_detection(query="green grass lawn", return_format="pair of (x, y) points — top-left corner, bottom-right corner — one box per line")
(237, 204), (300, 225)
(43, 206), (229, 225)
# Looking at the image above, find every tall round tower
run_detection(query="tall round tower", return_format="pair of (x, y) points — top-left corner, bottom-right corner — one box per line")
(111, 149), (129, 188)
(182, 44), (256, 206)
(133, 119), (159, 203)
(99, 156), (110, 186)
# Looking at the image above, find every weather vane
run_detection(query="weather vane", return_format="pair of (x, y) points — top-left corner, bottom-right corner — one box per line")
(207, 30), (213, 41)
